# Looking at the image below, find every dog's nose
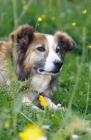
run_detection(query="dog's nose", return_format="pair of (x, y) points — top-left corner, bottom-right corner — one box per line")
(53, 60), (63, 68)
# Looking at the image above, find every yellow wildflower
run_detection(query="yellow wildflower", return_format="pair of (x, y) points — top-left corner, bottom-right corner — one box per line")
(88, 45), (91, 49)
(71, 22), (76, 26)
(4, 122), (9, 129)
(51, 16), (56, 21)
(41, 14), (46, 19)
(19, 124), (44, 140)
(38, 17), (42, 22)
(50, 114), (55, 118)
(82, 9), (87, 14)
(41, 101), (49, 107)
(39, 95), (45, 101)
(39, 96), (49, 107)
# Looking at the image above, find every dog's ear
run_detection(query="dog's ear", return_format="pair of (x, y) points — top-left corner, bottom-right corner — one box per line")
(9, 24), (34, 49)
(55, 31), (76, 52)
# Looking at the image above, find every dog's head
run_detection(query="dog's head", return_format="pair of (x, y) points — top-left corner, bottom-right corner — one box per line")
(9, 24), (76, 80)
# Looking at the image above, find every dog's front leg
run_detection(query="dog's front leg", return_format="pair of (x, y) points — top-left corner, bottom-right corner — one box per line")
(44, 97), (61, 110)
(22, 91), (40, 110)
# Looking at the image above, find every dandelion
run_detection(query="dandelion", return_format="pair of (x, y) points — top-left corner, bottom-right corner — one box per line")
(71, 22), (76, 26)
(39, 95), (45, 101)
(38, 17), (42, 22)
(19, 124), (46, 140)
(88, 45), (91, 49)
(82, 9), (87, 14)
(51, 16), (56, 21)
(41, 101), (49, 107)
(41, 14), (46, 19)
(35, 17), (42, 31)
(39, 96), (49, 107)
(50, 113), (55, 118)
(4, 122), (9, 129)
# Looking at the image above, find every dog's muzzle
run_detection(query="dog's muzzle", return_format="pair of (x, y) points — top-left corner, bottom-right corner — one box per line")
(35, 60), (63, 75)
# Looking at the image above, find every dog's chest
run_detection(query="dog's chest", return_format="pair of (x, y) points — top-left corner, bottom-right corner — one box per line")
(31, 75), (51, 93)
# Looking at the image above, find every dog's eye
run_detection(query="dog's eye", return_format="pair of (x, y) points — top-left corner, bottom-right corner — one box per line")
(56, 47), (60, 53)
(37, 46), (45, 52)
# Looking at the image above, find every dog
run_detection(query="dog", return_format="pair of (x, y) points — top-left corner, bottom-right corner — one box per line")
(0, 24), (76, 109)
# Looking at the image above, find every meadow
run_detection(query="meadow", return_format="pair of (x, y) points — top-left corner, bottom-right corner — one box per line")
(0, 0), (91, 140)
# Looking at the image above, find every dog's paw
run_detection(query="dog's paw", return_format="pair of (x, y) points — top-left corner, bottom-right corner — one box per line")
(43, 97), (64, 110)
(57, 103), (61, 107)
(57, 103), (65, 111)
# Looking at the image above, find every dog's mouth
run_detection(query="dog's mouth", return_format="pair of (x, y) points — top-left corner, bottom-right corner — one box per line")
(38, 68), (60, 75)
(39, 69), (44, 72)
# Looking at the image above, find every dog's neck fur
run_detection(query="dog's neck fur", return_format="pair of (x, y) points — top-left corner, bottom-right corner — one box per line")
(31, 74), (52, 93)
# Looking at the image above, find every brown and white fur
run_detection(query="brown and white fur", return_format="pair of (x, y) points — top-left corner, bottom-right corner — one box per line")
(0, 24), (76, 109)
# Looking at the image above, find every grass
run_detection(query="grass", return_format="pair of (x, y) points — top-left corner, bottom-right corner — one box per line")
(0, 0), (91, 140)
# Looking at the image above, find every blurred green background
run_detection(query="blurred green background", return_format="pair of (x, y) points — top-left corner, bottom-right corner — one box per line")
(0, 0), (91, 53)
(0, 1), (91, 140)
